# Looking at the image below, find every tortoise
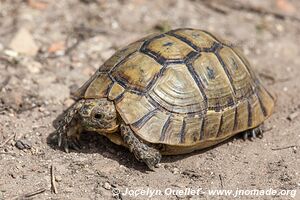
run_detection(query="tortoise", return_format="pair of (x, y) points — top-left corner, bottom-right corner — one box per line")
(56, 28), (275, 169)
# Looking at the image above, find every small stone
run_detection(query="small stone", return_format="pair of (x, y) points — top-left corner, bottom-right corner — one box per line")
(47, 41), (65, 53)
(287, 111), (299, 121)
(65, 187), (75, 193)
(119, 164), (127, 170)
(23, 134), (30, 139)
(103, 182), (111, 190)
(292, 146), (297, 154)
(15, 139), (32, 150)
(4, 49), (19, 58)
(55, 175), (62, 182)
(9, 173), (17, 179)
(23, 58), (42, 74)
(9, 28), (39, 56)
(27, 0), (48, 10)
(172, 167), (180, 174)
(275, 24), (284, 32)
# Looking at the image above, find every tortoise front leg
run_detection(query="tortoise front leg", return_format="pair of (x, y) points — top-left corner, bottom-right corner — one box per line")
(57, 99), (85, 152)
(120, 123), (161, 170)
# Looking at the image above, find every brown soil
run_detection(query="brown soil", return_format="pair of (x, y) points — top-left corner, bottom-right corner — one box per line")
(0, 0), (299, 199)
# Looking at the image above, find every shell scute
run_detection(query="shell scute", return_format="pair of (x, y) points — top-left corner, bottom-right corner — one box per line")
(148, 63), (206, 114)
(218, 46), (256, 100)
(108, 82), (125, 100)
(191, 52), (236, 110)
(100, 40), (144, 72)
(83, 73), (112, 98)
(111, 52), (163, 92)
(169, 29), (218, 50)
(131, 109), (170, 144)
(144, 34), (196, 61)
(116, 92), (156, 125)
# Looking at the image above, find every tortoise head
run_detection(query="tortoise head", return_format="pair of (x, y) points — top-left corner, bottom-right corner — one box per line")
(78, 99), (119, 133)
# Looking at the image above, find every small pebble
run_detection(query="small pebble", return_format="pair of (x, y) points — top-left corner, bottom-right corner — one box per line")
(275, 24), (284, 32)
(9, 27), (39, 56)
(4, 49), (18, 58)
(55, 175), (62, 182)
(287, 111), (299, 121)
(292, 146), (297, 154)
(103, 182), (111, 190)
(15, 139), (32, 150)
(65, 187), (75, 193)
(172, 168), (180, 174)
(25, 59), (42, 74)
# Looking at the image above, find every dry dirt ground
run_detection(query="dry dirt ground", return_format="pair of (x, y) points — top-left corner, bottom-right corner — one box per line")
(0, 0), (299, 199)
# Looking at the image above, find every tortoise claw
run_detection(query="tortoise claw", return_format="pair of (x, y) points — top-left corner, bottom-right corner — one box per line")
(57, 129), (63, 147)
(57, 125), (81, 152)
(251, 129), (257, 138)
(64, 141), (69, 153)
(243, 132), (248, 141)
(58, 135), (62, 147)
(61, 135), (81, 153)
(69, 138), (82, 151)
(243, 126), (263, 141)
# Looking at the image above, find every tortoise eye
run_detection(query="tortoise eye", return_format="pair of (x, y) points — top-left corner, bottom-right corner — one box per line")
(94, 113), (104, 120)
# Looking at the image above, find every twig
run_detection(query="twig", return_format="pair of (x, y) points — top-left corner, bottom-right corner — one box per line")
(200, 0), (229, 15)
(271, 145), (298, 151)
(229, 3), (300, 22)
(51, 164), (58, 194)
(219, 174), (224, 188)
(11, 188), (46, 200)
(24, 188), (46, 198)
(0, 133), (16, 148)
(64, 36), (81, 56)
(198, 0), (300, 22)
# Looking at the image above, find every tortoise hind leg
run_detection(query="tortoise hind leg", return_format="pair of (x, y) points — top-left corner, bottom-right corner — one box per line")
(120, 123), (161, 170)
(243, 126), (263, 141)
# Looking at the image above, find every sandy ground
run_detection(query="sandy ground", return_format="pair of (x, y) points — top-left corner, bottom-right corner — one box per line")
(0, 0), (299, 199)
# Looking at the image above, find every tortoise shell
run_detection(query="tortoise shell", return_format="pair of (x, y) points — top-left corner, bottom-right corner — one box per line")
(76, 28), (274, 154)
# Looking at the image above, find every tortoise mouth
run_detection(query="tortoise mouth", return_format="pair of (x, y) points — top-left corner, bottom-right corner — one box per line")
(93, 124), (119, 134)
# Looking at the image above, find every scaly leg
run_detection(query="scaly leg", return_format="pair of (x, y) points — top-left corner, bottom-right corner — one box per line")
(120, 123), (161, 170)
(57, 99), (85, 152)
